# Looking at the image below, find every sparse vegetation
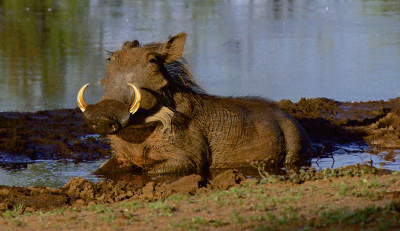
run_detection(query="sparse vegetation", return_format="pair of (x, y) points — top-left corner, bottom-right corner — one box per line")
(1, 165), (399, 230)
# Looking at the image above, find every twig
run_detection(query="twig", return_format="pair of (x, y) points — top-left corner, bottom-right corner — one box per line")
(316, 145), (335, 168)
(316, 145), (325, 167)
(329, 151), (335, 168)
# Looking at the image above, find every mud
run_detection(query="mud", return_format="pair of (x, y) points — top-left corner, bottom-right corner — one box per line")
(0, 108), (111, 168)
(2, 98), (400, 212)
(279, 97), (400, 147)
(0, 169), (244, 214)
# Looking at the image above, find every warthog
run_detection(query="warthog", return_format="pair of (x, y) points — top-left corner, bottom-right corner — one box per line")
(77, 33), (311, 174)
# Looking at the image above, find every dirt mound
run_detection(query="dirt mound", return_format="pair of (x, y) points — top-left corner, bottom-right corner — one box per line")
(279, 97), (400, 147)
(364, 112), (400, 148)
(0, 169), (247, 213)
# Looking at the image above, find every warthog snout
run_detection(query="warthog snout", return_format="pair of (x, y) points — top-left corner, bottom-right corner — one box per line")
(77, 83), (141, 134)
(84, 99), (130, 134)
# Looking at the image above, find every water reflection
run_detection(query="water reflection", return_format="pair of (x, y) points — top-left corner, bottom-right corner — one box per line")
(1, 147), (399, 188)
(0, 0), (399, 112)
(0, 159), (105, 188)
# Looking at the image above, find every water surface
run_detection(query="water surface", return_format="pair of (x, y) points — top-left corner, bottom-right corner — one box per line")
(1, 0), (399, 112)
(1, 145), (398, 188)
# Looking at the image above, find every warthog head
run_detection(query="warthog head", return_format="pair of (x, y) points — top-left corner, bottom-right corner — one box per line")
(77, 33), (189, 134)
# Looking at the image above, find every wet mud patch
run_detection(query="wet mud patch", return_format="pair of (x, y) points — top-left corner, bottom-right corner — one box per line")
(0, 108), (111, 167)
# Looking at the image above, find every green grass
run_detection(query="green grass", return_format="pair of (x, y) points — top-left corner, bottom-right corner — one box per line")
(147, 200), (175, 217)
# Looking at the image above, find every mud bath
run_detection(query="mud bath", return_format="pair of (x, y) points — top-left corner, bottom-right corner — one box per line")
(1, 98), (400, 214)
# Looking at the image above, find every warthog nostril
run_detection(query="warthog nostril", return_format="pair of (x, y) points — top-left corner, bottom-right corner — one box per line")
(107, 121), (120, 134)
(110, 123), (117, 131)
(86, 117), (121, 134)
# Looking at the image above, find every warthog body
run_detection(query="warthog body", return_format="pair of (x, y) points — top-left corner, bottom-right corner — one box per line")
(79, 33), (311, 174)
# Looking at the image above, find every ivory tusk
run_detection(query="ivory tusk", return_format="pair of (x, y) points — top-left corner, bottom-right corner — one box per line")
(127, 83), (141, 114)
(77, 83), (89, 113)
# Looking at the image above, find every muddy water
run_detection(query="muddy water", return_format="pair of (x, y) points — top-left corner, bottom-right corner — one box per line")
(1, 0), (400, 187)
(1, 151), (398, 188)
(0, 160), (104, 188)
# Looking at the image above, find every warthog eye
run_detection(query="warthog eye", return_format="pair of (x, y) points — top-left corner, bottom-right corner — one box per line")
(149, 58), (157, 63)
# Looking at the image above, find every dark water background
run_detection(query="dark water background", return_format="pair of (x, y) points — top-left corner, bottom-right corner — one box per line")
(1, 0), (400, 187)
(1, 0), (399, 112)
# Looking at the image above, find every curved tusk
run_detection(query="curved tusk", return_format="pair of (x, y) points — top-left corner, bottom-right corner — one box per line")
(77, 83), (89, 113)
(127, 83), (141, 114)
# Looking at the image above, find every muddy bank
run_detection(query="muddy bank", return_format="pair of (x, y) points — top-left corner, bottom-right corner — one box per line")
(279, 97), (400, 148)
(2, 170), (400, 230)
(0, 169), (244, 213)
(0, 165), (390, 214)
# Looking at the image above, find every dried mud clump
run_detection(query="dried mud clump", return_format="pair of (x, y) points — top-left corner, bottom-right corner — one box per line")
(279, 97), (400, 147)
(209, 169), (246, 190)
(0, 170), (250, 214)
(279, 98), (361, 143)
(140, 174), (204, 200)
(364, 112), (400, 148)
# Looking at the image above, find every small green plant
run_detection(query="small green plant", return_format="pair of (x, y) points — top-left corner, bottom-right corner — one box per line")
(9, 218), (23, 226)
(13, 204), (24, 214)
(210, 219), (230, 227)
(256, 201), (269, 211)
(116, 200), (143, 211)
(166, 194), (188, 202)
(88, 204), (110, 213)
(192, 216), (208, 225)
(391, 171), (400, 176)
(310, 184), (317, 191)
(369, 178), (384, 188)
(337, 183), (349, 197)
(230, 210), (246, 223)
(2, 210), (14, 218)
(100, 213), (117, 223)
(147, 201), (175, 217)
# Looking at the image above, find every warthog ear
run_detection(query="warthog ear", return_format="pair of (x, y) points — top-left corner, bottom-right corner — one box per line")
(122, 40), (140, 49)
(161, 33), (187, 63)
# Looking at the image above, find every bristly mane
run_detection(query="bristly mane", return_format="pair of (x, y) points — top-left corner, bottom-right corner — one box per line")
(164, 60), (206, 95)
